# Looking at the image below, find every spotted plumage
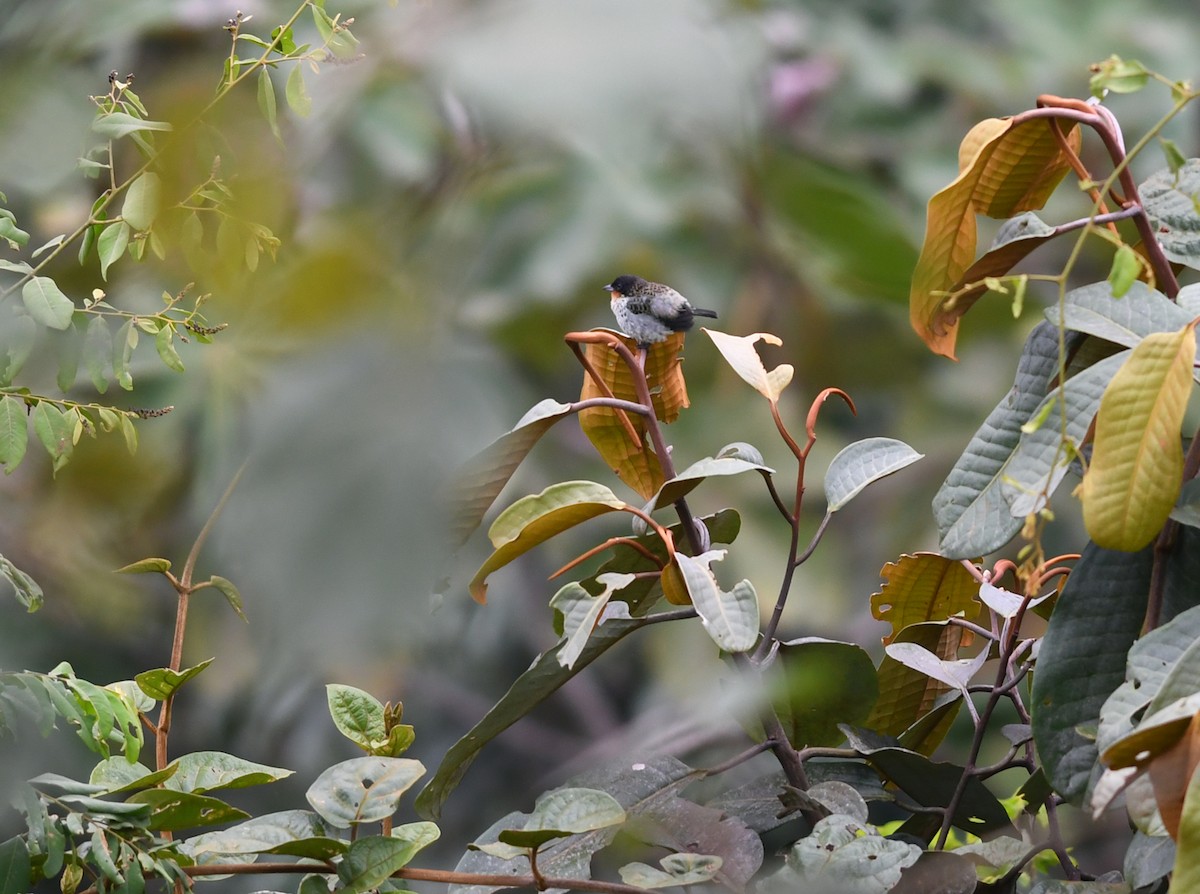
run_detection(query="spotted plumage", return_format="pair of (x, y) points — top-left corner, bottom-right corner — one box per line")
(602, 274), (718, 347)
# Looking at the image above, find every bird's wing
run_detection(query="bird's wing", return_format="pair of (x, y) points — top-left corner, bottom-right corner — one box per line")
(623, 297), (656, 316)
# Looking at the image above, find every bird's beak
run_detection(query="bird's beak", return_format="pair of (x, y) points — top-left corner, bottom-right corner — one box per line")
(602, 283), (614, 292)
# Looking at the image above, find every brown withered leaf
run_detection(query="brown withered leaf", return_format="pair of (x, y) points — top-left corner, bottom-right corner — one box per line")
(578, 330), (691, 499)
(910, 117), (1081, 359)
(1148, 711), (1200, 840)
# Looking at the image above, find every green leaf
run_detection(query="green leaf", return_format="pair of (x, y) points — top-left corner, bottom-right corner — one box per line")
(0, 835), (33, 894)
(135, 660), (213, 700)
(115, 557), (172, 574)
(1001, 349), (1128, 518)
(55, 325), (81, 391)
(164, 751), (293, 794)
(620, 854), (723, 889)
(645, 454), (775, 513)
(1, 314), (37, 384)
(767, 638), (879, 749)
(207, 575), (247, 622)
(1141, 159), (1200, 271)
(92, 112), (173, 139)
(31, 402), (73, 472)
(763, 814), (920, 893)
(0, 396), (28, 474)
(97, 221), (130, 280)
(121, 172), (161, 231)
(1125, 831), (1175, 890)
(933, 322), (1062, 557)
(469, 480), (627, 603)
(128, 788), (249, 832)
(1082, 325), (1195, 550)
(448, 401), (576, 547)
(90, 759), (178, 794)
(306, 757), (426, 826)
(0, 553), (42, 611)
(1031, 541), (1154, 804)
(21, 277), (75, 330)
(327, 684), (388, 751)
(257, 68), (281, 141)
(824, 437), (923, 512)
(674, 550), (758, 653)
(338, 836), (423, 894)
(113, 319), (137, 391)
(494, 787), (626, 849)
(82, 315), (113, 393)
(0, 215), (30, 248)
(526, 786), (625, 834)
(1052, 281), (1192, 348)
(154, 326), (185, 372)
(286, 65), (312, 117)
(1089, 55), (1150, 97)
(118, 413), (137, 453)
(1107, 243), (1141, 298)
(550, 574), (635, 670)
(841, 726), (1014, 835)
(183, 810), (340, 861)
(312, 4), (360, 59)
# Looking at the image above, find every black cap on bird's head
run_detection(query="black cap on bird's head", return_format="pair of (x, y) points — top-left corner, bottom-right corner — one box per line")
(603, 274), (645, 296)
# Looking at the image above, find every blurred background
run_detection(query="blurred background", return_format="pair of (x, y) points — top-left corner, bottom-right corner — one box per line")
(1, 0), (1197, 878)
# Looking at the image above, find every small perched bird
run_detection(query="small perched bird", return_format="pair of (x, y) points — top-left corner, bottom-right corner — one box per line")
(602, 274), (718, 347)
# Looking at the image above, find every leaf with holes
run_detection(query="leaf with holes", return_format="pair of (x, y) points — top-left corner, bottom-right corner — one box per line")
(307, 757), (425, 826)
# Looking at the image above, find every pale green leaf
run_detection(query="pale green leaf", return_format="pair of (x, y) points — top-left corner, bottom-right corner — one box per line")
(286, 65), (312, 117)
(0, 395), (28, 473)
(21, 277), (75, 330)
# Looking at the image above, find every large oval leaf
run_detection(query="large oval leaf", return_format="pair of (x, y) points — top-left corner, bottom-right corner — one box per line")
(1031, 541), (1153, 805)
(824, 437), (923, 512)
(768, 638), (878, 749)
(933, 322), (1062, 558)
(469, 481), (627, 603)
(22, 276), (75, 330)
(122, 172), (161, 231)
(306, 757), (425, 826)
(1082, 324), (1196, 551)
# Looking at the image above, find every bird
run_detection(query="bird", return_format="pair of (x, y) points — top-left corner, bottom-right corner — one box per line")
(602, 274), (718, 348)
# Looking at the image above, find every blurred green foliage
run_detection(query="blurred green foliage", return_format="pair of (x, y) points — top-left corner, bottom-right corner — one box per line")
(1, 0), (1198, 866)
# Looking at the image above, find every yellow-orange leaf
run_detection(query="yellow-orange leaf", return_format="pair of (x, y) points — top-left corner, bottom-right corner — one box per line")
(1082, 324), (1196, 551)
(910, 117), (1081, 358)
(578, 331), (690, 499)
(870, 553), (982, 645)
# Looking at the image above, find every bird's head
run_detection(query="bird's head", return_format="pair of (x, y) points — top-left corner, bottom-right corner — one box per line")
(603, 274), (645, 297)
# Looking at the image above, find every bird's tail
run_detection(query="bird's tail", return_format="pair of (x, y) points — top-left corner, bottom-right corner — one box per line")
(693, 308), (719, 318)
